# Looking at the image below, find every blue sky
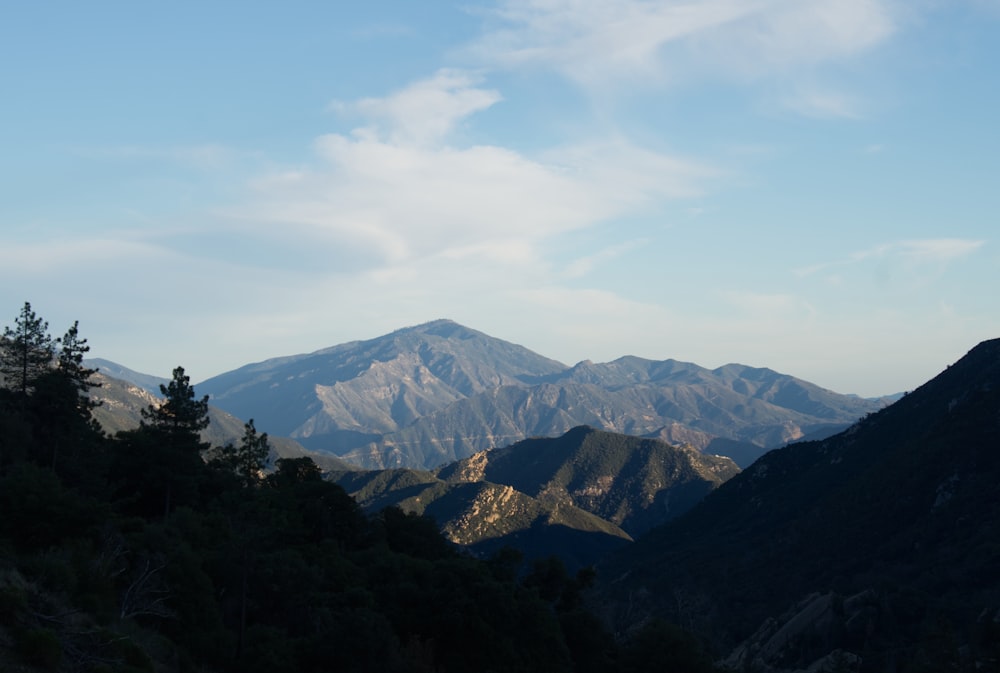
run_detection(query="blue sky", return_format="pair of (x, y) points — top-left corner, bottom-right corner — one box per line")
(2, 0), (998, 397)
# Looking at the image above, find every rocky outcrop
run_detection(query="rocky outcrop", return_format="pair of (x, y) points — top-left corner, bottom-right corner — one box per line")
(723, 591), (874, 672)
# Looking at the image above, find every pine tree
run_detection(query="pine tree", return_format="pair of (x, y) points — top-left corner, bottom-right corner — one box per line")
(136, 366), (211, 518)
(214, 418), (270, 487)
(0, 302), (55, 396)
(29, 321), (106, 476)
(56, 320), (102, 418)
(141, 366), (210, 443)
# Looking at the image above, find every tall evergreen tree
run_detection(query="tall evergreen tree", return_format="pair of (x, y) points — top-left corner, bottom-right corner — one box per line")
(133, 366), (211, 518)
(30, 322), (105, 477)
(0, 308), (104, 474)
(57, 320), (99, 390)
(56, 320), (102, 418)
(141, 366), (210, 443)
(0, 301), (55, 396)
(214, 418), (270, 487)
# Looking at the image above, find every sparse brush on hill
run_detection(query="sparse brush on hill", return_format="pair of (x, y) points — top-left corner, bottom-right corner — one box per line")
(333, 426), (740, 569)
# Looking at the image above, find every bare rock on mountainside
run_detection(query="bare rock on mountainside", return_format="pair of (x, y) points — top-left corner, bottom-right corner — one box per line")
(194, 320), (882, 470)
(332, 426), (740, 568)
(437, 425), (740, 537)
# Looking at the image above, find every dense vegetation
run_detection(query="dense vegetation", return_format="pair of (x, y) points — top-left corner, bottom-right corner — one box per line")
(598, 338), (1000, 672)
(0, 303), (721, 673)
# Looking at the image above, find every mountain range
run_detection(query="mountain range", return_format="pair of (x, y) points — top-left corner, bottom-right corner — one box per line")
(163, 319), (886, 471)
(81, 322), (1000, 669)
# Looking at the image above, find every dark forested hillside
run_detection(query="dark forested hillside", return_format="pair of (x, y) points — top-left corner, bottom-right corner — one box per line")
(597, 338), (1000, 672)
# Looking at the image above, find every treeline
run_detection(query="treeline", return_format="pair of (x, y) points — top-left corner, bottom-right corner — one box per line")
(0, 302), (721, 673)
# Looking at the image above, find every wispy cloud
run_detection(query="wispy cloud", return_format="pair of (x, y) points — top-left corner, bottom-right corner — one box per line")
(329, 69), (501, 146)
(563, 239), (646, 278)
(896, 238), (986, 263)
(780, 87), (863, 119)
(469, 0), (896, 88)
(795, 238), (986, 277)
(234, 77), (714, 271)
(722, 290), (817, 317)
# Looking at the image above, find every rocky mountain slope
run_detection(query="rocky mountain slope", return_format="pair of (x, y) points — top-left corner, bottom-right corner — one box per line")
(596, 338), (1000, 671)
(196, 319), (882, 470)
(87, 357), (168, 395)
(332, 426), (739, 568)
(88, 370), (355, 472)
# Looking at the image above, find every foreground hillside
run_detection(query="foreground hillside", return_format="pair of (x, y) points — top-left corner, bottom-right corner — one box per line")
(333, 426), (739, 568)
(597, 338), (1000, 672)
(196, 320), (882, 470)
(0, 349), (722, 672)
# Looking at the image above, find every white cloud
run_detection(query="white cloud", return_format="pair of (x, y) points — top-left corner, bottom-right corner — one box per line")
(541, 137), (715, 200)
(329, 69), (502, 146)
(238, 136), (609, 265)
(3, 69), (722, 382)
(233, 82), (714, 272)
(470, 0), (897, 88)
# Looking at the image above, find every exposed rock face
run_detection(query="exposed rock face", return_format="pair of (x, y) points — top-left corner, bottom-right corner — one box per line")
(445, 449), (490, 483)
(438, 426), (740, 538)
(724, 591), (873, 673)
(194, 320), (882, 470)
(333, 426), (739, 569)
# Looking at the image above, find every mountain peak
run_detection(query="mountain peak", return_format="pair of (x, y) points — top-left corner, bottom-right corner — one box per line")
(197, 322), (884, 470)
(404, 318), (479, 339)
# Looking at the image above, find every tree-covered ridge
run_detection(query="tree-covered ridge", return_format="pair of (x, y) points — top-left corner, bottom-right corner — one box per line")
(0, 304), (721, 673)
(598, 338), (1000, 671)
